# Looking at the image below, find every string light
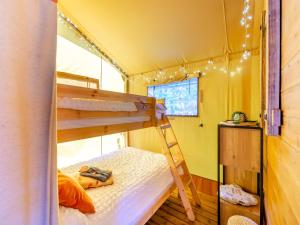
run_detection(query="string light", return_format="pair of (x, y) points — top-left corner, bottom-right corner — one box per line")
(129, 0), (253, 84)
(57, 12), (129, 79)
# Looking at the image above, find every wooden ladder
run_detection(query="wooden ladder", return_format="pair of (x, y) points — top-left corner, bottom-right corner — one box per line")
(156, 119), (201, 221)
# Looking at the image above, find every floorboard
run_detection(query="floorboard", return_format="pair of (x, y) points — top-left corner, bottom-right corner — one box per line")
(146, 190), (218, 225)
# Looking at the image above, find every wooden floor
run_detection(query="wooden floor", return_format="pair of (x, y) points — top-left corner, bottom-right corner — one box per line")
(146, 190), (218, 225)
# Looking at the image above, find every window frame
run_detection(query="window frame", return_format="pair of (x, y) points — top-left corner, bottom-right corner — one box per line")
(147, 77), (199, 117)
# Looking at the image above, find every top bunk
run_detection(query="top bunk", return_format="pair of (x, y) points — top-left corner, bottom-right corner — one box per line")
(57, 72), (167, 143)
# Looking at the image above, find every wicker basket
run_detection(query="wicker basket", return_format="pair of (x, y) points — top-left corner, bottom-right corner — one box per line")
(227, 216), (258, 225)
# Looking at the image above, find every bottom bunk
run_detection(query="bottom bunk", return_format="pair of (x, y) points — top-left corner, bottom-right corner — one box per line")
(59, 147), (175, 225)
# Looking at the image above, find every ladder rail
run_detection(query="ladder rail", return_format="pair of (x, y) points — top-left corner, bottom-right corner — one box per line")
(156, 118), (201, 221)
(156, 127), (196, 221)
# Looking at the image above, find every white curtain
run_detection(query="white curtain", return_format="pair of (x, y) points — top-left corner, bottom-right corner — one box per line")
(0, 1), (58, 225)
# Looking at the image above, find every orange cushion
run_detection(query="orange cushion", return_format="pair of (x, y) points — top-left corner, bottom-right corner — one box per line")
(58, 171), (95, 214)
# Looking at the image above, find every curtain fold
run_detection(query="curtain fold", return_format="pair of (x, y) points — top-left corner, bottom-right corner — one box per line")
(0, 1), (58, 225)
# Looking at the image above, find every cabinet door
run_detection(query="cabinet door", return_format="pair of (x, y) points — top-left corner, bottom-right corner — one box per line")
(220, 127), (261, 172)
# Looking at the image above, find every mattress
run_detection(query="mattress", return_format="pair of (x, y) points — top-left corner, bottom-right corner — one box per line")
(59, 147), (174, 225)
(58, 116), (150, 130)
(58, 97), (137, 112)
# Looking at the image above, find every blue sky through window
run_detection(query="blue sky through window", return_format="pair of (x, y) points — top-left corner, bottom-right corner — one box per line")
(148, 78), (198, 116)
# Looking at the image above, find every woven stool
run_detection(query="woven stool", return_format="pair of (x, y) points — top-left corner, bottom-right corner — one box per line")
(227, 216), (258, 225)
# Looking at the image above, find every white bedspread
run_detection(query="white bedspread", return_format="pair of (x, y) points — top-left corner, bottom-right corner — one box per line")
(59, 147), (174, 225)
(58, 97), (137, 112)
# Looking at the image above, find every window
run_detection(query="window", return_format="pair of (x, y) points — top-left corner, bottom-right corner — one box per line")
(148, 78), (199, 116)
(56, 13), (126, 168)
(101, 59), (125, 92)
(56, 36), (101, 80)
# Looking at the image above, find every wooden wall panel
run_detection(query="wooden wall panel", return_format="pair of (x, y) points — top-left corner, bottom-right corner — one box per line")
(281, 117), (300, 150)
(281, 85), (300, 118)
(224, 167), (258, 194)
(191, 174), (218, 197)
(265, 161), (298, 225)
(266, 138), (300, 224)
(281, 52), (300, 92)
(265, 0), (300, 224)
(281, 0), (300, 67)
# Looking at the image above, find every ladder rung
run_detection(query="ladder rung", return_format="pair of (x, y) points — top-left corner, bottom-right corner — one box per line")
(186, 178), (192, 186)
(181, 175), (192, 186)
(175, 160), (184, 168)
(167, 141), (178, 148)
(161, 124), (171, 129)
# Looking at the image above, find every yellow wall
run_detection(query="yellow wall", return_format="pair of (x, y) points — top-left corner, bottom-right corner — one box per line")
(129, 55), (261, 180)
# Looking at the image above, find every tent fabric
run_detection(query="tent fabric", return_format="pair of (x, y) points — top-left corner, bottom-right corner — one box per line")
(0, 1), (58, 225)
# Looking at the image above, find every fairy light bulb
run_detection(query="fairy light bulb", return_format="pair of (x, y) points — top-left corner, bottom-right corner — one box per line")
(242, 50), (251, 60)
(243, 4), (250, 15)
(179, 66), (187, 74)
(240, 18), (246, 26)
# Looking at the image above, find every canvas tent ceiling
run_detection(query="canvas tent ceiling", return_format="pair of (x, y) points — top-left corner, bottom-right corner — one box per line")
(58, 0), (263, 75)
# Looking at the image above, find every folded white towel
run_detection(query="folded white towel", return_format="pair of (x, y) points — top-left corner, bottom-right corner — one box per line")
(220, 184), (258, 206)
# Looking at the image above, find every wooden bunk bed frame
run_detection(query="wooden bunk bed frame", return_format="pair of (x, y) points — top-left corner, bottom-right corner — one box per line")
(57, 72), (200, 224)
(57, 84), (167, 143)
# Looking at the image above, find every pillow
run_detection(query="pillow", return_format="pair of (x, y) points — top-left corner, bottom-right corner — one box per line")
(58, 171), (95, 214)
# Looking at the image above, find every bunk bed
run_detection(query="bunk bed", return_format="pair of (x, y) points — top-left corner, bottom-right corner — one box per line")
(57, 72), (199, 225)
(57, 83), (167, 143)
